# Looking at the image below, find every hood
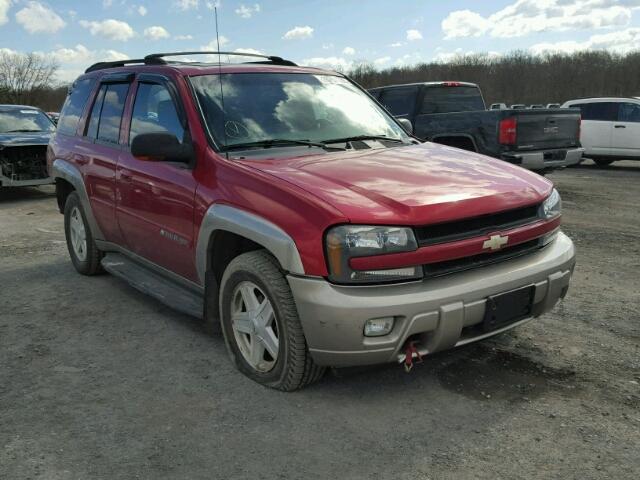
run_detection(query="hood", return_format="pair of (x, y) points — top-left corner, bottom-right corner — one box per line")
(241, 142), (553, 225)
(0, 131), (52, 147)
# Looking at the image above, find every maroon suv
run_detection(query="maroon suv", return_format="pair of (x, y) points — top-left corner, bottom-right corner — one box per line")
(48, 52), (575, 390)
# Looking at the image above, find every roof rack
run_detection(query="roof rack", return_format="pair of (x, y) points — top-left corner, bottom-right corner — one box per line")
(85, 51), (297, 73)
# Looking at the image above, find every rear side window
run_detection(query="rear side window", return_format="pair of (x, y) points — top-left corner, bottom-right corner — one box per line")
(57, 78), (95, 136)
(130, 83), (184, 143)
(85, 83), (130, 144)
(618, 102), (640, 122)
(379, 87), (419, 116)
(573, 102), (618, 121)
(420, 86), (485, 114)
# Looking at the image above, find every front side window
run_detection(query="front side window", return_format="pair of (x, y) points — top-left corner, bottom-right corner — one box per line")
(379, 87), (419, 116)
(0, 108), (55, 134)
(57, 77), (95, 135)
(130, 83), (184, 143)
(618, 102), (640, 123)
(190, 73), (407, 149)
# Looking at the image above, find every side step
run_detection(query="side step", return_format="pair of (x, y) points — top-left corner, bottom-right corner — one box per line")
(101, 253), (204, 318)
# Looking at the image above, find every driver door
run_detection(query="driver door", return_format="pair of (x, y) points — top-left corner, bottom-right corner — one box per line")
(115, 75), (199, 282)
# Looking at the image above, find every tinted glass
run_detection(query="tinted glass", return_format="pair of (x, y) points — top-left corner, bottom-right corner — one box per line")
(0, 108), (55, 134)
(97, 83), (129, 144)
(190, 73), (407, 148)
(573, 102), (618, 121)
(379, 87), (419, 116)
(618, 102), (640, 122)
(130, 83), (184, 143)
(57, 78), (95, 135)
(86, 85), (106, 139)
(420, 86), (485, 114)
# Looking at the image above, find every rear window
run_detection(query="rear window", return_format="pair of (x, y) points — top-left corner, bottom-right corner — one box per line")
(570, 102), (618, 121)
(420, 86), (485, 114)
(378, 87), (419, 116)
(57, 78), (95, 136)
(85, 83), (130, 144)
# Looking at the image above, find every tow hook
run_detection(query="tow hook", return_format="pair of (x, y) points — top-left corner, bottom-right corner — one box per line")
(403, 340), (423, 372)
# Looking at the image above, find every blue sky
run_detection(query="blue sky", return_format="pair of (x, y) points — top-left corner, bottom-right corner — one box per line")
(1, 0), (640, 82)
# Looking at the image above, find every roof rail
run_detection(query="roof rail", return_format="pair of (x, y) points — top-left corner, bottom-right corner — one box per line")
(84, 51), (298, 74)
(85, 59), (147, 73)
(144, 51), (297, 67)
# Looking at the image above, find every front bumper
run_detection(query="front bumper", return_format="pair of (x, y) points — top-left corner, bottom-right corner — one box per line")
(288, 232), (575, 367)
(502, 147), (584, 170)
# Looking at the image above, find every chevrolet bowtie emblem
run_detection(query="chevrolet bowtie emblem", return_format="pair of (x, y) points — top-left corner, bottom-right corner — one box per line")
(483, 234), (509, 251)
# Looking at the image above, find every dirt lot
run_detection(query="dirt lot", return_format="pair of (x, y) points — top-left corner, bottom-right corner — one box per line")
(1, 160), (639, 480)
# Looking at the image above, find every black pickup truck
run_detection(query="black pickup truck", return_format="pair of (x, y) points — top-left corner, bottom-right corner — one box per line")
(369, 82), (583, 171)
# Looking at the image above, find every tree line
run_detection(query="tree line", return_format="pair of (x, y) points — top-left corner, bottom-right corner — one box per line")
(348, 50), (640, 106)
(2, 49), (640, 111)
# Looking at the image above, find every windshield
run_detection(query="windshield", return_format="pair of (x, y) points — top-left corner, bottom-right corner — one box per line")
(190, 73), (408, 149)
(0, 108), (55, 134)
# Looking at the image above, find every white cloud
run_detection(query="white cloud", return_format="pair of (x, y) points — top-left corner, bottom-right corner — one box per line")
(175, 0), (199, 10)
(530, 27), (640, 55)
(234, 47), (264, 55)
(31, 44), (129, 82)
(16, 2), (66, 34)
(103, 0), (113, 7)
(302, 56), (353, 71)
(144, 26), (169, 40)
(322, 43), (334, 50)
(406, 29), (423, 41)
(342, 46), (356, 55)
(0, 0), (11, 26)
(235, 3), (260, 18)
(442, 0), (640, 39)
(174, 34), (193, 40)
(389, 42), (404, 47)
(79, 19), (135, 41)
(283, 25), (313, 40)
(374, 56), (391, 66)
(138, 5), (147, 16)
(201, 35), (230, 50)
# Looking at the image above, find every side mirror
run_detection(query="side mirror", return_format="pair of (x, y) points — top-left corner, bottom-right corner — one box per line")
(397, 118), (414, 135)
(131, 132), (193, 163)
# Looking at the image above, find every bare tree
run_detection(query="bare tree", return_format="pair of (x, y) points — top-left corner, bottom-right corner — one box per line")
(0, 51), (59, 105)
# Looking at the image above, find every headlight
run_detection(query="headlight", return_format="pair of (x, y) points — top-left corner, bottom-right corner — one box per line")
(326, 225), (422, 284)
(540, 188), (561, 219)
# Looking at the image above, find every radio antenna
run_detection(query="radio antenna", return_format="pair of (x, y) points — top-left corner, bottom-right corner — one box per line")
(214, 5), (228, 158)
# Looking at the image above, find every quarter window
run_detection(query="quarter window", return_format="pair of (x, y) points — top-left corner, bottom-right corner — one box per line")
(57, 78), (95, 136)
(130, 83), (184, 143)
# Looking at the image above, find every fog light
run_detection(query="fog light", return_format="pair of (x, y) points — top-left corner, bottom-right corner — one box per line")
(364, 317), (395, 337)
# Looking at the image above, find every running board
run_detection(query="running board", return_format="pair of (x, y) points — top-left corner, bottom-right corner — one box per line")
(101, 253), (204, 318)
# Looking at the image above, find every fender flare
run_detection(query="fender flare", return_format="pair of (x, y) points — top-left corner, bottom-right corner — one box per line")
(195, 204), (305, 285)
(51, 159), (104, 240)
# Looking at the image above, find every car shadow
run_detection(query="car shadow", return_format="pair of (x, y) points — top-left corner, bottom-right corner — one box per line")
(0, 186), (55, 204)
(572, 159), (640, 173)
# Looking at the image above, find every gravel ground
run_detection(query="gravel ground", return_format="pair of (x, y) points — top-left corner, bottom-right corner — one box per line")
(1, 159), (639, 480)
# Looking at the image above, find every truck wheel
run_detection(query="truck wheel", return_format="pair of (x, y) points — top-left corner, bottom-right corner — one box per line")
(594, 159), (614, 167)
(63, 192), (103, 275)
(219, 250), (324, 391)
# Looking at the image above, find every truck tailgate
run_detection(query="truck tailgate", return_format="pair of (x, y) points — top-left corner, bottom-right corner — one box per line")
(515, 109), (581, 150)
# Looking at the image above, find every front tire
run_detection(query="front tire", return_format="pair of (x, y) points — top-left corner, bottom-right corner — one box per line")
(219, 250), (324, 391)
(594, 159), (614, 167)
(63, 192), (103, 275)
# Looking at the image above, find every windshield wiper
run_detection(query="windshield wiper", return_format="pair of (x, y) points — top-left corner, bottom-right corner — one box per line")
(5, 129), (43, 133)
(321, 135), (405, 145)
(223, 139), (346, 152)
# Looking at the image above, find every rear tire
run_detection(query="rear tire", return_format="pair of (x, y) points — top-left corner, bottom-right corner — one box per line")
(594, 159), (614, 167)
(63, 192), (103, 275)
(219, 250), (324, 391)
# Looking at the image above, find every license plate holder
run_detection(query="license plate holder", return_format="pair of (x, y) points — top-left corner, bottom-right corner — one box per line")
(483, 285), (535, 332)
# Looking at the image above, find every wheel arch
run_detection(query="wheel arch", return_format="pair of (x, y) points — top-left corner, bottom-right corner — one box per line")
(431, 134), (478, 152)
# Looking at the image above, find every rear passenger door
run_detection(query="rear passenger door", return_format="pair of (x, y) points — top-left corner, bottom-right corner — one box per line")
(81, 76), (132, 244)
(611, 102), (640, 158)
(378, 87), (420, 123)
(116, 75), (198, 282)
(573, 102), (617, 156)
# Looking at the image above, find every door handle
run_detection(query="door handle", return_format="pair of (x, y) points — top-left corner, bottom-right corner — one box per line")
(615, 125), (626, 128)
